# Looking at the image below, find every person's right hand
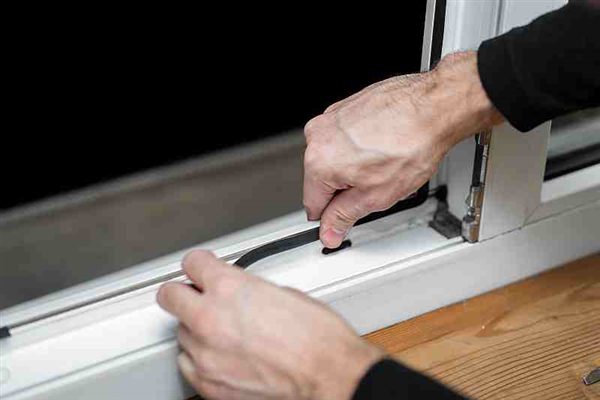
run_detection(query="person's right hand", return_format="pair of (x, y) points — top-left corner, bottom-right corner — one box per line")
(303, 51), (504, 248)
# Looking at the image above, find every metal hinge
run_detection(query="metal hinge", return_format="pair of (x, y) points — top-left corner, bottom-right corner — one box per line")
(462, 131), (492, 243)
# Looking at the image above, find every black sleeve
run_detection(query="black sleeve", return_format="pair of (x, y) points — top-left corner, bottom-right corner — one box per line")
(477, 1), (600, 132)
(352, 359), (468, 400)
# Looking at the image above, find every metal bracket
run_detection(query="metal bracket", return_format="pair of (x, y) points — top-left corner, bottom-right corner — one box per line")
(462, 131), (492, 242)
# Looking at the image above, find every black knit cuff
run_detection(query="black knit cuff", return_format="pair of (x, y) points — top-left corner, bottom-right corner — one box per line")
(352, 358), (468, 400)
(478, 33), (539, 132)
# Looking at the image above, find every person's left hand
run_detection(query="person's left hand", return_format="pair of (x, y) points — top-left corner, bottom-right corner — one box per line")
(157, 250), (383, 400)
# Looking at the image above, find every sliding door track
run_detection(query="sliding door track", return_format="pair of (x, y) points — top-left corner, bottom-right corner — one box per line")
(1, 184), (430, 338)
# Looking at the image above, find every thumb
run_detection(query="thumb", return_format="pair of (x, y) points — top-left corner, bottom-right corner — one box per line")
(319, 188), (376, 248)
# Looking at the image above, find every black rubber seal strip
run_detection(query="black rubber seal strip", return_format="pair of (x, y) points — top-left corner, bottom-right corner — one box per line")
(544, 143), (600, 180)
(235, 183), (429, 268)
(235, 227), (320, 268)
(322, 239), (352, 255)
(0, 326), (10, 339)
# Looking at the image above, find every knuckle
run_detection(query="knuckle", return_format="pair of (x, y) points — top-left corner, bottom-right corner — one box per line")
(183, 305), (213, 337)
(214, 324), (240, 348)
(363, 195), (381, 211)
(212, 275), (237, 297)
(192, 350), (212, 375)
(303, 146), (318, 169)
(303, 116), (320, 137)
(357, 192), (390, 213)
(304, 114), (331, 140)
(304, 152), (324, 181)
(304, 150), (333, 181)
(332, 207), (357, 225)
(189, 313), (209, 337)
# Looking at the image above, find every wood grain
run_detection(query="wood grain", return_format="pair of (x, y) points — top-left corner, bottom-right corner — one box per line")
(366, 254), (600, 399)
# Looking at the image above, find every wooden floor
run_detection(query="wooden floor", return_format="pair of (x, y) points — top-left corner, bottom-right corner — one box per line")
(366, 254), (600, 400)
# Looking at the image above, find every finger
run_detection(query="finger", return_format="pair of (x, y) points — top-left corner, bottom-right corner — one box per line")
(178, 352), (203, 393)
(319, 188), (377, 248)
(177, 324), (203, 356)
(195, 379), (232, 400)
(182, 250), (235, 291)
(178, 352), (233, 400)
(157, 282), (206, 328)
(302, 170), (337, 221)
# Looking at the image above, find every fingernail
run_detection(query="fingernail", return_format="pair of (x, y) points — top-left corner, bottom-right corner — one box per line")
(322, 228), (347, 248)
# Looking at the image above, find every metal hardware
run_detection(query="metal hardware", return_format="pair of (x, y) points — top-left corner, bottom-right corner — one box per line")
(462, 184), (484, 242)
(462, 131), (491, 242)
(429, 186), (462, 239)
(583, 367), (600, 386)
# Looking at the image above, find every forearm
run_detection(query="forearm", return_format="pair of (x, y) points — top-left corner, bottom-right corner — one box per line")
(427, 51), (504, 148)
(478, 0), (600, 132)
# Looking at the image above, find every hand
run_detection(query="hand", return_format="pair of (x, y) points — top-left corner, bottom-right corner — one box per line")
(303, 51), (504, 248)
(157, 250), (384, 400)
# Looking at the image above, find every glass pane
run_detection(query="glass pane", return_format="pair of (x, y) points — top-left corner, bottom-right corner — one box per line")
(545, 107), (600, 180)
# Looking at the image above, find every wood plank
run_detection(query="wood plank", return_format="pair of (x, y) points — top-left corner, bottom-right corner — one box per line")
(365, 254), (600, 399)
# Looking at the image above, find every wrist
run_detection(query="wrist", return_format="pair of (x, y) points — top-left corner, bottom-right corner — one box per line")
(430, 51), (504, 146)
(312, 338), (384, 400)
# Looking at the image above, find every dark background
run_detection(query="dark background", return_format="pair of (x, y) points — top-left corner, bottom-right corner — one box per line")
(3, 4), (427, 210)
